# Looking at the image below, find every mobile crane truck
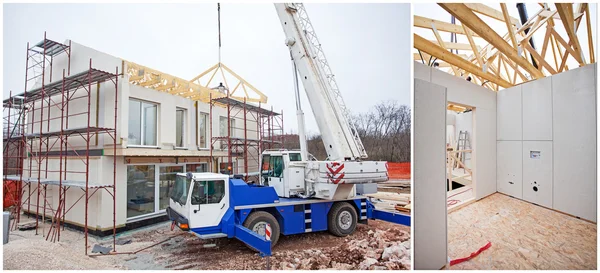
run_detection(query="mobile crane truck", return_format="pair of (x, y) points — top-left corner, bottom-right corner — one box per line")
(166, 3), (410, 256)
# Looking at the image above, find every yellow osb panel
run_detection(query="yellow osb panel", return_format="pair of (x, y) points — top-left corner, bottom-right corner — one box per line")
(448, 193), (597, 270)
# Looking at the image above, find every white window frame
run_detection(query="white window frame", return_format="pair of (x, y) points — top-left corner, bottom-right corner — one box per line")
(219, 116), (235, 137)
(128, 98), (159, 148)
(198, 112), (209, 150)
(126, 162), (187, 223)
(175, 108), (187, 149)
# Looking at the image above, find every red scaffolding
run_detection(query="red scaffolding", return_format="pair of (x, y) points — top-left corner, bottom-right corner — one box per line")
(208, 94), (284, 183)
(2, 33), (120, 255)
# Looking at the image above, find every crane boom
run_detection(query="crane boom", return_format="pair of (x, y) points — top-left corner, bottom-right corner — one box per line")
(275, 3), (367, 161)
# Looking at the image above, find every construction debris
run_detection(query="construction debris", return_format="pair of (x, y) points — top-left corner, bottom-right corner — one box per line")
(270, 228), (411, 270)
(367, 192), (412, 213)
(17, 221), (36, 231)
(91, 245), (112, 255)
(115, 238), (132, 245)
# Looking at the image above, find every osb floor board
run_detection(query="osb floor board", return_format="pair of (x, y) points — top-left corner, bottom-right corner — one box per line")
(447, 185), (474, 211)
(448, 193), (597, 270)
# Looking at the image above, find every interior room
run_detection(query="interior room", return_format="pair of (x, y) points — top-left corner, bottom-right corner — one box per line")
(414, 62), (597, 270)
(413, 3), (597, 270)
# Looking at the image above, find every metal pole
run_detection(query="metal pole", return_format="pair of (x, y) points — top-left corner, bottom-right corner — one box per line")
(57, 69), (65, 242)
(36, 33), (48, 235)
(243, 98), (248, 181)
(227, 90), (231, 174)
(209, 94), (213, 172)
(85, 59), (92, 255)
(113, 66), (119, 251)
(257, 102), (261, 155)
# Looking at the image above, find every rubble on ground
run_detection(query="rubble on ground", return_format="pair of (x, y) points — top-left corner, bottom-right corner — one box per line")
(270, 228), (411, 270)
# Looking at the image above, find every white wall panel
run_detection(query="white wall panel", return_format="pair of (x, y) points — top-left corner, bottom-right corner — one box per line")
(522, 141), (553, 208)
(416, 62), (498, 199)
(474, 108), (497, 198)
(431, 67), (496, 110)
(414, 79), (447, 270)
(552, 64), (597, 222)
(414, 61), (431, 82)
(497, 86), (522, 140)
(522, 77), (552, 141)
(497, 141), (522, 198)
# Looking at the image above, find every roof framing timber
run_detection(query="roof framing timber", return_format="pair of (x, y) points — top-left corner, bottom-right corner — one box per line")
(414, 3), (596, 91)
(124, 61), (268, 104)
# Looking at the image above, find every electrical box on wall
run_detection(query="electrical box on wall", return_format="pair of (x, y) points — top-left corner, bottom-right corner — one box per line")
(497, 141), (522, 199)
(522, 141), (553, 208)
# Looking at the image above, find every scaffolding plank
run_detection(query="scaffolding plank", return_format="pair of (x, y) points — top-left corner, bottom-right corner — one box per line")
(3, 175), (112, 188)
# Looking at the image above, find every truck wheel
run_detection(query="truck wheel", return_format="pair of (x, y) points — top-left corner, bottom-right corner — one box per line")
(243, 211), (281, 248)
(328, 202), (357, 237)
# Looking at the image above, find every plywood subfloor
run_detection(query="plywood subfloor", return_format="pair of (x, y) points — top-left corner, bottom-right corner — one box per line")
(448, 193), (597, 270)
(447, 185), (474, 211)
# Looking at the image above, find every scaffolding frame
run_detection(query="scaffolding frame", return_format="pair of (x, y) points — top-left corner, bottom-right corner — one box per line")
(209, 94), (284, 182)
(2, 33), (120, 255)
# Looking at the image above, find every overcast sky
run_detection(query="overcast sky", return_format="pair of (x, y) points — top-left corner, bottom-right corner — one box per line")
(3, 3), (411, 135)
(414, 3), (597, 76)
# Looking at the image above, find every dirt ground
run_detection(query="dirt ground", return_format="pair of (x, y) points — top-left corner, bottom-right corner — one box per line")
(4, 218), (410, 270)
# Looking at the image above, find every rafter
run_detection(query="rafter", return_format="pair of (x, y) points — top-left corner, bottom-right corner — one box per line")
(414, 3), (594, 91)
(414, 34), (513, 88)
(439, 3), (545, 79)
(555, 3), (585, 65)
(414, 15), (479, 36)
(500, 3), (519, 50)
(465, 3), (520, 25)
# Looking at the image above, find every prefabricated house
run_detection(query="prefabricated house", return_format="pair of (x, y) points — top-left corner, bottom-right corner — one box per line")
(2, 38), (283, 237)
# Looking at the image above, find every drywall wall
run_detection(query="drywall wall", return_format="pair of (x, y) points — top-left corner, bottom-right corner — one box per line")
(414, 78), (447, 270)
(496, 64), (596, 222)
(414, 62), (497, 199)
(497, 86), (522, 140)
(552, 64), (597, 222)
(522, 77), (553, 140)
(497, 141), (522, 198)
(522, 141), (553, 208)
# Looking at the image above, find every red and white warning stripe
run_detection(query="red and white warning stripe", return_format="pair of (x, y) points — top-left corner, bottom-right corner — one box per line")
(326, 162), (346, 184)
(265, 224), (272, 241)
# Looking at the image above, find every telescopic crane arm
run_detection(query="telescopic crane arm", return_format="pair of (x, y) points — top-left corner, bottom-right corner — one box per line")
(275, 3), (367, 161)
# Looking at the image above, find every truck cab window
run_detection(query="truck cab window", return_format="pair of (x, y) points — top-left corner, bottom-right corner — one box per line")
(272, 156), (284, 178)
(289, 153), (302, 161)
(191, 180), (226, 205)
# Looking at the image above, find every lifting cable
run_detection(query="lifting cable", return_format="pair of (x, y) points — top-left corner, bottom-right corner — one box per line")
(217, 3), (222, 68)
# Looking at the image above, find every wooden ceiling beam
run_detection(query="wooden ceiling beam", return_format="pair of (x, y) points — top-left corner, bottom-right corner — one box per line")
(555, 3), (585, 65)
(428, 40), (480, 51)
(524, 43), (557, 74)
(462, 25), (484, 67)
(414, 15), (480, 37)
(500, 3), (519, 50)
(465, 3), (520, 25)
(432, 27), (460, 76)
(414, 34), (513, 88)
(439, 3), (544, 79)
(584, 4), (595, 63)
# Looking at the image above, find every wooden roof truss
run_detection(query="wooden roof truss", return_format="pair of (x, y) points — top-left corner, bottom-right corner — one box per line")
(414, 3), (595, 91)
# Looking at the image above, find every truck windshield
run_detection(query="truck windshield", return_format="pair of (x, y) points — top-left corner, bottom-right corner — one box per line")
(170, 175), (191, 205)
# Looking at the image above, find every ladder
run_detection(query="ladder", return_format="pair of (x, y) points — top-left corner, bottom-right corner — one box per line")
(456, 131), (471, 168)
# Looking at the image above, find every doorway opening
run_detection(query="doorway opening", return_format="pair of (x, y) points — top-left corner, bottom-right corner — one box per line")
(446, 102), (475, 210)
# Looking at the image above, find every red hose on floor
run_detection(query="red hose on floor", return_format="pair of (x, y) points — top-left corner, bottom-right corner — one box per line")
(450, 242), (492, 266)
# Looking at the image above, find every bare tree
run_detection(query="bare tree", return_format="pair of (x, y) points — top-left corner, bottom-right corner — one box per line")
(285, 100), (411, 162)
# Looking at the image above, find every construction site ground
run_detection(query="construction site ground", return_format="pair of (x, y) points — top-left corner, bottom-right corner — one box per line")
(4, 191), (411, 270)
